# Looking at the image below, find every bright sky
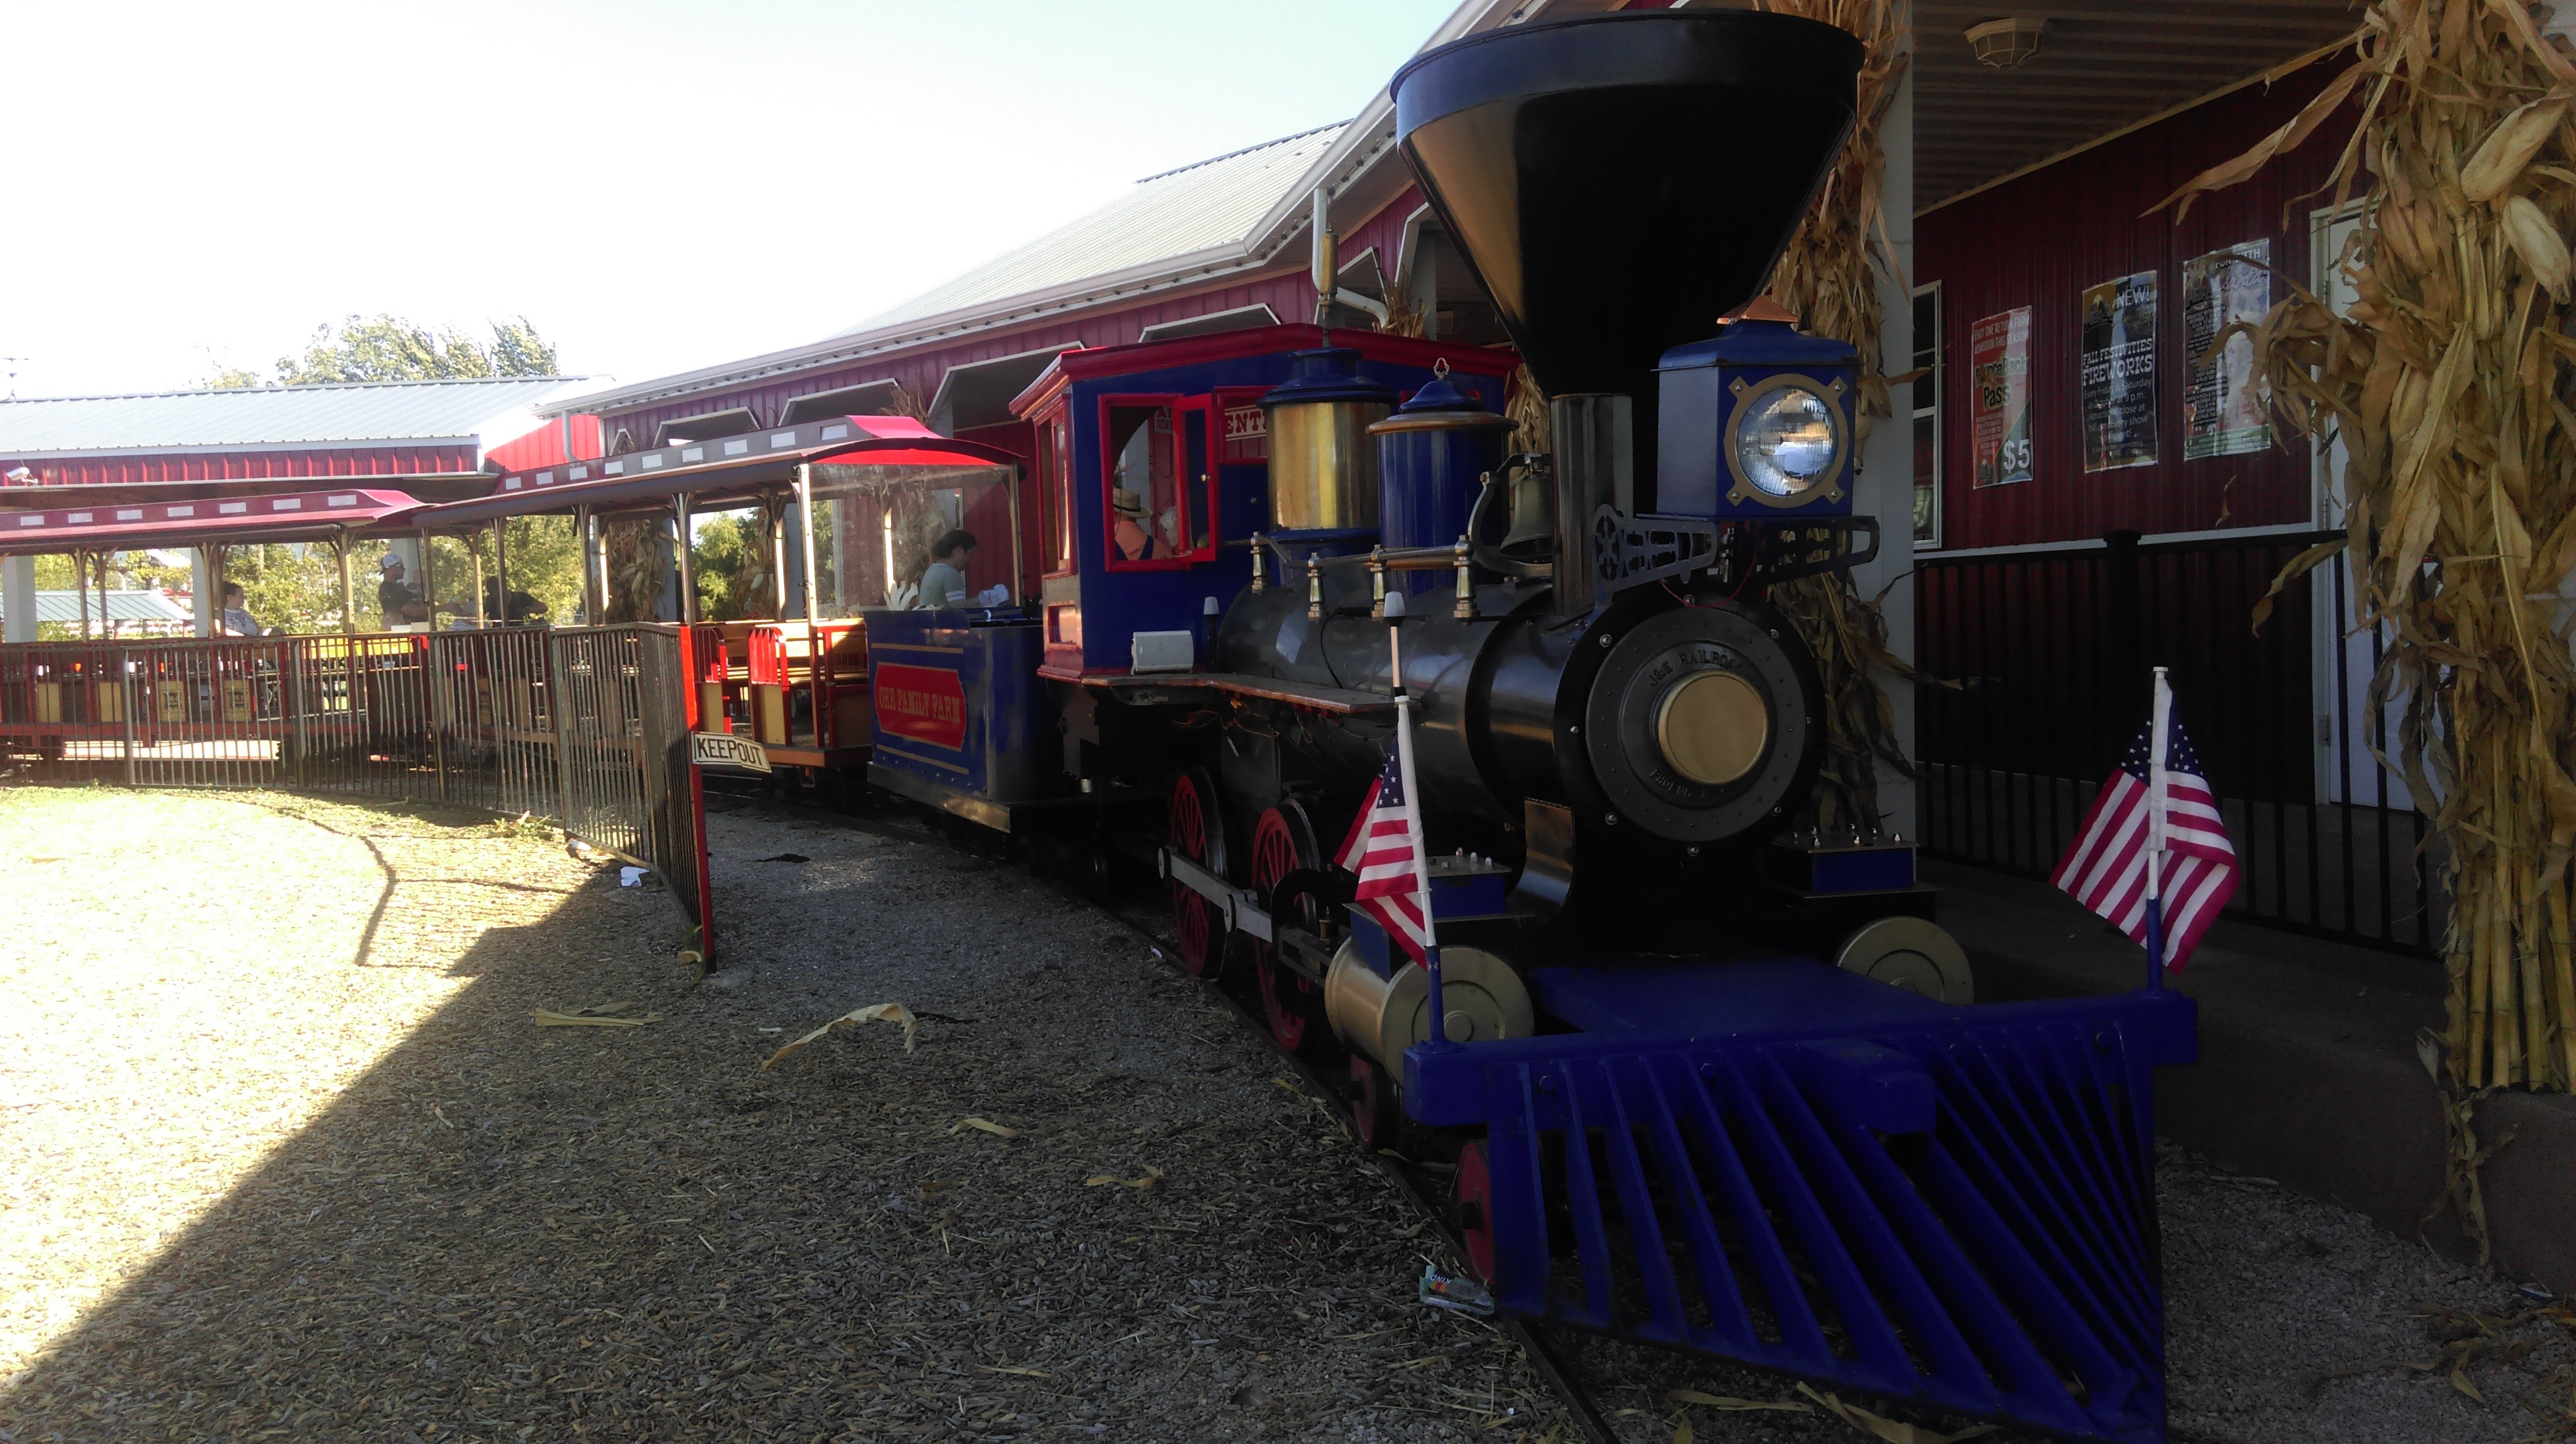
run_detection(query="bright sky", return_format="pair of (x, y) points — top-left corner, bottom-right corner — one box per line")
(0, 0), (1463, 402)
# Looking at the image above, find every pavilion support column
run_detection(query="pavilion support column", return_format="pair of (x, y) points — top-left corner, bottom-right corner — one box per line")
(1, 555), (34, 643)
(575, 506), (599, 624)
(592, 512), (610, 621)
(767, 499), (789, 617)
(417, 529), (437, 631)
(191, 549), (213, 638)
(79, 552), (94, 642)
(1852, 63), (1916, 842)
(795, 466), (821, 634)
(795, 466), (822, 745)
(336, 536), (357, 637)
(493, 518), (510, 626)
(673, 495), (698, 624)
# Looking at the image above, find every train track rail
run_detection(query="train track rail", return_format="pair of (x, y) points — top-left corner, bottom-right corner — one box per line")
(710, 786), (1621, 1444)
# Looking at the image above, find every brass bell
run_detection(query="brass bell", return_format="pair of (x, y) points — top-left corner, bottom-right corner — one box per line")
(1500, 453), (1555, 557)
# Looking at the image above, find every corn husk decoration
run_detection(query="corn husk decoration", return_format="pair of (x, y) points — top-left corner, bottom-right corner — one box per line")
(1376, 285), (1430, 340)
(600, 515), (667, 624)
(1504, 364), (1549, 455)
(1755, 0), (1916, 837)
(2156, 1), (2576, 1093)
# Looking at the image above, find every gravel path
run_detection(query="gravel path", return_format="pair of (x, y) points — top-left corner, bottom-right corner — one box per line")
(1, 785), (2569, 1444)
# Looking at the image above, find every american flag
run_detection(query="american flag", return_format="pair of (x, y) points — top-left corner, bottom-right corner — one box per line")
(2049, 677), (2239, 971)
(1335, 724), (1435, 963)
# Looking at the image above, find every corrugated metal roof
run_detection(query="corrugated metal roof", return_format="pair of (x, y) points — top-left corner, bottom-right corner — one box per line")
(836, 124), (1348, 337)
(0, 377), (593, 458)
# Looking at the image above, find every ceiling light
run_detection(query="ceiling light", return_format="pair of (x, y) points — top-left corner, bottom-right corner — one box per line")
(1966, 16), (2047, 69)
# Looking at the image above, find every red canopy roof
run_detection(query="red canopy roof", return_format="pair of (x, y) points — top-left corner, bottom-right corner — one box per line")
(414, 414), (1017, 528)
(0, 487), (423, 556)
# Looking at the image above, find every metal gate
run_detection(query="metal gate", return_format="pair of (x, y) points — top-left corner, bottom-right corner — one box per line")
(0, 624), (711, 953)
(1916, 527), (2439, 954)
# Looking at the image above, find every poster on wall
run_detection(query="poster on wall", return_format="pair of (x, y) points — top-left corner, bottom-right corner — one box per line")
(1969, 306), (2033, 487)
(2183, 239), (2272, 459)
(2080, 271), (2159, 471)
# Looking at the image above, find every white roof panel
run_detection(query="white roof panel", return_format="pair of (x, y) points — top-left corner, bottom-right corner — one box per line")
(22, 589), (195, 624)
(0, 377), (593, 458)
(835, 124), (1348, 337)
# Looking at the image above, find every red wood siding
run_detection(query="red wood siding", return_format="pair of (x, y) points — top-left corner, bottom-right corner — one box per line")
(5, 445), (483, 488)
(590, 184), (1440, 452)
(599, 273), (1315, 449)
(1917, 70), (2351, 549)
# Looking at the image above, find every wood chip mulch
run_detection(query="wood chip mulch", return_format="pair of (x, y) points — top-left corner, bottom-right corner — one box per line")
(0, 787), (1581, 1443)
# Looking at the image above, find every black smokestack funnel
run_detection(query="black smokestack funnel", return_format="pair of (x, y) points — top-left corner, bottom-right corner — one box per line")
(1391, 12), (1862, 403)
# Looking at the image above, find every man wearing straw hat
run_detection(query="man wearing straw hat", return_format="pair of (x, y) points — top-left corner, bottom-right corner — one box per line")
(1111, 488), (1187, 562)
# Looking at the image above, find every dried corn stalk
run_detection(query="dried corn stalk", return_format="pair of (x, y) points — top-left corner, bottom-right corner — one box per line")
(885, 377), (929, 424)
(1376, 286), (1430, 340)
(1756, 0), (1914, 837)
(1504, 363), (1549, 454)
(2160, 1), (2576, 1091)
(600, 516), (667, 624)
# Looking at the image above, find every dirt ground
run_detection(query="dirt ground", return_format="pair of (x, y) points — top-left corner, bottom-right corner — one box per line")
(1, 785), (2571, 1444)
(0, 789), (1571, 1443)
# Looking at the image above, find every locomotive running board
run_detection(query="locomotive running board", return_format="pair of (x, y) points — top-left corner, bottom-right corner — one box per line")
(1404, 963), (2196, 1444)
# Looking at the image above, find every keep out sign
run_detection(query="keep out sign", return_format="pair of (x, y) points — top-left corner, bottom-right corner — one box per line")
(875, 663), (967, 750)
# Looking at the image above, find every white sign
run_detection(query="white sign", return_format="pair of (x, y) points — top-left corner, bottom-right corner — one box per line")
(690, 730), (772, 773)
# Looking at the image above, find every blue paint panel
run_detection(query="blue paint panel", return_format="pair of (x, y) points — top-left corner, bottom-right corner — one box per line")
(862, 608), (1049, 802)
(1401, 962), (2194, 1444)
(1061, 343), (1470, 671)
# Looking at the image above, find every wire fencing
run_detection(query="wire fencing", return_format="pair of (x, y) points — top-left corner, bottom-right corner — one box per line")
(1, 624), (706, 935)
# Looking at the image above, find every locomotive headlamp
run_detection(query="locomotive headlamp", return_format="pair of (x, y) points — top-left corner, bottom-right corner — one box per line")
(1653, 315), (1860, 520)
(1729, 377), (1844, 504)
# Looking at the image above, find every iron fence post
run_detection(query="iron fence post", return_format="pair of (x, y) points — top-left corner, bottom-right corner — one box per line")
(288, 640), (309, 788)
(2102, 529), (2145, 762)
(551, 630), (578, 833)
(120, 645), (137, 788)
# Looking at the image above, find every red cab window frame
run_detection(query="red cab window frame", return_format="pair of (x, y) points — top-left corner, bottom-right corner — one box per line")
(1098, 393), (1217, 571)
(1034, 407), (1075, 579)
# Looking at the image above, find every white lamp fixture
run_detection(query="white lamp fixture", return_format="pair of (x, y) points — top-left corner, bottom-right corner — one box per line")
(1966, 16), (2047, 69)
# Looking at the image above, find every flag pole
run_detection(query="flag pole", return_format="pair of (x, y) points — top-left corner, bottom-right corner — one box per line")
(1384, 590), (1453, 1050)
(2146, 665), (2170, 993)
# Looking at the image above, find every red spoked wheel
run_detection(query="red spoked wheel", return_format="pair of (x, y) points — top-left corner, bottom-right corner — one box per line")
(1166, 768), (1228, 979)
(1454, 1139), (1495, 1284)
(1251, 803), (1326, 1054)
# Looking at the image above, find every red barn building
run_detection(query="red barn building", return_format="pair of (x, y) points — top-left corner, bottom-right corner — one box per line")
(0, 376), (596, 639)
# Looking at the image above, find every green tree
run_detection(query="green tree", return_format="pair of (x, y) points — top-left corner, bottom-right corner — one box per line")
(202, 315), (559, 388)
(24, 551), (198, 638)
(690, 511), (776, 621)
(220, 543), (348, 634)
(497, 515), (584, 624)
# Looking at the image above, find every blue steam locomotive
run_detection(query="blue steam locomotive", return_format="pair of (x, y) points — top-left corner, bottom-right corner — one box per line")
(844, 13), (2196, 1441)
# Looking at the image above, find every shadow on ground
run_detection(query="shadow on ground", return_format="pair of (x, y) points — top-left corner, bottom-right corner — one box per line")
(0, 791), (1570, 1444)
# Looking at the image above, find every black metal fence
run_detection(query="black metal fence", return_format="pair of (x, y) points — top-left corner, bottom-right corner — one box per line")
(1916, 527), (2441, 956)
(0, 624), (705, 935)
